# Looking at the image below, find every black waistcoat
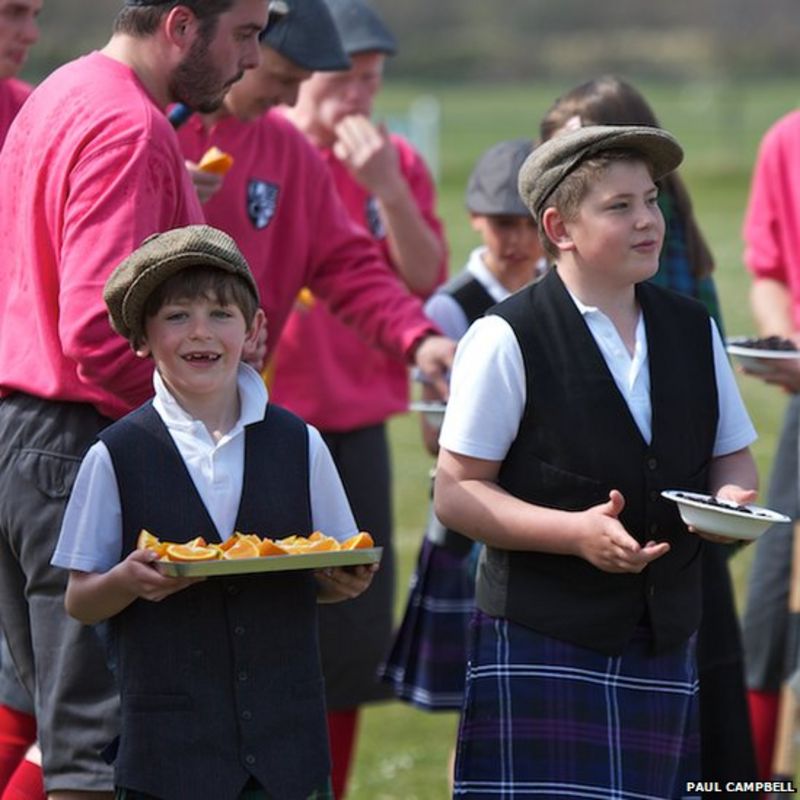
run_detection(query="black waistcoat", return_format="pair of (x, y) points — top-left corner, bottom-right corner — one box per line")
(445, 268), (496, 324)
(100, 403), (328, 800)
(426, 271), (498, 554)
(479, 268), (718, 655)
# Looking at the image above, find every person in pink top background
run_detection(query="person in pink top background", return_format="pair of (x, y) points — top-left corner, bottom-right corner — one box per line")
(739, 109), (800, 780)
(176, 0), (452, 400)
(270, 1), (448, 794)
(0, 1), (270, 798)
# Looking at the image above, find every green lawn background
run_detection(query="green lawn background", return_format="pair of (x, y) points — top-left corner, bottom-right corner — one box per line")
(342, 78), (800, 799)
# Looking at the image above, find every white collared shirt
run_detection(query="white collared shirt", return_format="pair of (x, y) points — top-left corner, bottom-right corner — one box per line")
(53, 364), (357, 574)
(439, 297), (756, 462)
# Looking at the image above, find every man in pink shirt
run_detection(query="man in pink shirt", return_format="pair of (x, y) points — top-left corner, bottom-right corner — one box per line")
(740, 110), (800, 780)
(271, 2), (448, 793)
(0, 2), (269, 798)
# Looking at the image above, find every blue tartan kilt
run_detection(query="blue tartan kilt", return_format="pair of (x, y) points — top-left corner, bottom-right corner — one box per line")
(454, 610), (701, 799)
(378, 536), (475, 710)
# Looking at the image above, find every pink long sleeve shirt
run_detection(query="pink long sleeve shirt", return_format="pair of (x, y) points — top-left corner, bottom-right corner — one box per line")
(743, 110), (800, 329)
(270, 135), (447, 430)
(177, 111), (440, 413)
(0, 53), (203, 420)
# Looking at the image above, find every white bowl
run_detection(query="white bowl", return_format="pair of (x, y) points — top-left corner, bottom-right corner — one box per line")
(661, 490), (789, 541)
(409, 401), (447, 428)
(726, 336), (800, 375)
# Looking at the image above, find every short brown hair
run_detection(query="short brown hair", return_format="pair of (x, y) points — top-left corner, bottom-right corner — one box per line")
(539, 149), (653, 260)
(113, 0), (234, 37)
(139, 266), (259, 347)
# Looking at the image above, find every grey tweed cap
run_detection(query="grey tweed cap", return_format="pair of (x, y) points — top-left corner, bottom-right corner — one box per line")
(104, 225), (259, 343)
(324, 0), (397, 56)
(519, 124), (683, 221)
(466, 139), (534, 216)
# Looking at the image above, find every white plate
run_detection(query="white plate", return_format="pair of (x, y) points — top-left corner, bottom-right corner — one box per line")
(661, 490), (789, 541)
(726, 337), (800, 374)
(157, 546), (382, 577)
(409, 401), (447, 427)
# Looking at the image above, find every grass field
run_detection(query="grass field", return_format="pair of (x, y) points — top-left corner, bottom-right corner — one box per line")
(341, 78), (800, 799)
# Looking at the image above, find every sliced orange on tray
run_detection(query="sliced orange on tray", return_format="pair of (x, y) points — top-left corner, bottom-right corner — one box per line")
(164, 543), (220, 562)
(137, 529), (375, 563)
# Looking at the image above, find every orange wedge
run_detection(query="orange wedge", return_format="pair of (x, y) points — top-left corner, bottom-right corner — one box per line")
(341, 532), (374, 550)
(302, 537), (340, 553)
(198, 146), (234, 175)
(221, 536), (260, 560)
(136, 529), (167, 556)
(164, 543), (220, 562)
(258, 538), (290, 557)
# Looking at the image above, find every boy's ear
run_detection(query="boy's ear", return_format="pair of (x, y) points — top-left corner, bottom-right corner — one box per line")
(541, 207), (575, 253)
(468, 212), (482, 232)
(245, 308), (267, 354)
(134, 339), (151, 359)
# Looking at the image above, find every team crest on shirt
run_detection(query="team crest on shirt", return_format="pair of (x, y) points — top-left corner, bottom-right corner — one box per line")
(365, 196), (386, 240)
(247, 180), (279, 230)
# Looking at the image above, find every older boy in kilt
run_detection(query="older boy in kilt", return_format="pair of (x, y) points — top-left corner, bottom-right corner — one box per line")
(435, 126), (758, 798)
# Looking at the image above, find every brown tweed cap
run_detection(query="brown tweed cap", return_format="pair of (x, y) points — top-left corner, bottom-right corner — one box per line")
(104, 225), (260, 343)
(519, 124), (683, 221)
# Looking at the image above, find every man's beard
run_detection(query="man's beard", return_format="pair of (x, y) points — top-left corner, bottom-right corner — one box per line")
(169, 35), (240, 114)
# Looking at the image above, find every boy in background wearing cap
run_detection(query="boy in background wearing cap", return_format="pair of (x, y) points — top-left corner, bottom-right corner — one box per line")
(434, 126), (758, 797)
(382, 138), (541, 707)
(270, 3), (447, 790)
(380, 138), (541, 791)
(51, 225), (375, 800)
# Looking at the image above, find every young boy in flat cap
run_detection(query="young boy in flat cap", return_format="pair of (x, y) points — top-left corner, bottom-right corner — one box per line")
(51, 225), (375, 800)
(434, 125), (758, 798)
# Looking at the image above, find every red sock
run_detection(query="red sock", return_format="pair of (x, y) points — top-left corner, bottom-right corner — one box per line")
(748, 689), (780, 780)
(326, 708), (359, 800)
(0, 706), (36, 791)
(0, 759), (45, 800)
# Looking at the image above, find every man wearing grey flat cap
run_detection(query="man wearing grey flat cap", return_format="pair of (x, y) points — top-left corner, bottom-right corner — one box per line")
(0, 2), (271, 799)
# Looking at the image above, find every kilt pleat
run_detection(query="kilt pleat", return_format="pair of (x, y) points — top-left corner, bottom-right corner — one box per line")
(378, 537), (475, 710)
(454, 611), (701, 799)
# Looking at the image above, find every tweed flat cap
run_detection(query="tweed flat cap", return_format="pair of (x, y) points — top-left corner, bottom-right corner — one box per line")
(324, 0), (397, 56)
(519, 125), (683, 221)
(104, 225), (259, 343)
(466, 139), (534, 216)
(260, 0), (350, 71)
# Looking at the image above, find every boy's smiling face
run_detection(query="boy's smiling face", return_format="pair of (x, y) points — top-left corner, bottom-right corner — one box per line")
(560, 159), (664, 288)
(137, 295), (257, 406)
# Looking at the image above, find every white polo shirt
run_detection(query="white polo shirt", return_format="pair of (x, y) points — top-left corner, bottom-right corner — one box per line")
(52, 364), (357, 574)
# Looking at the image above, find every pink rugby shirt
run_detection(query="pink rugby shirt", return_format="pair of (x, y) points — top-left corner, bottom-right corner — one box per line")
(177, 110), (440, 390)
(270, 135), (447, 431)
(0, 77), (31, 147)
(0, 53), (204, 419)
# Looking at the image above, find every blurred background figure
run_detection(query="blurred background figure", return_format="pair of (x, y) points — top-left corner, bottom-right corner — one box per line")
(538, 75), (757, 791)
(739, 107), (800, 781)
(379, 137), (541, 791)
(272, 0), (448, 795)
